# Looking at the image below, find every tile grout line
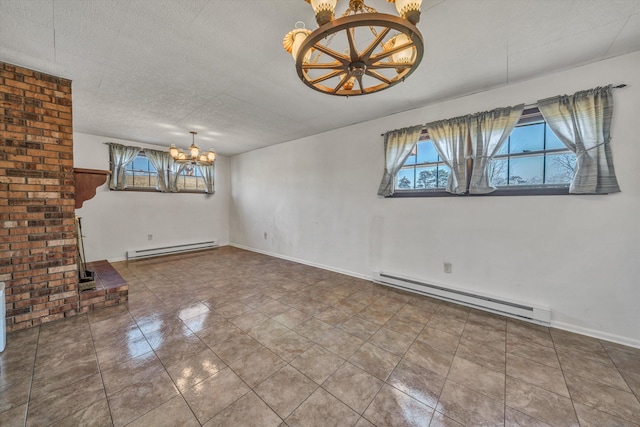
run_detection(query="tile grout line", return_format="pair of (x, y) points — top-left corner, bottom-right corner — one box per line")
(22, 325), (41, 427)
(85, 313), (116, 427)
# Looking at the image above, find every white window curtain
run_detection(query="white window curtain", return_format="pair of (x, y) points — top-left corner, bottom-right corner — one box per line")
(537, 85), (620, 194)
(469, 104), (524, 194)
(145, 149), (172, 192)
(169, 159), (186, 193)
(424, 116), (470, 195)
(107, 143), (140, 190)
(198, 164), (215, 194)
(377, 125), (424, 196)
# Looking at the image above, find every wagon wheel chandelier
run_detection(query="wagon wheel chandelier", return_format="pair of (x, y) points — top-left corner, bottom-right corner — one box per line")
(283, 0), (424, 96)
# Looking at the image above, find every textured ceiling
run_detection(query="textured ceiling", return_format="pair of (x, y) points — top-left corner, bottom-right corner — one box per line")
(1, 0), (639, 156)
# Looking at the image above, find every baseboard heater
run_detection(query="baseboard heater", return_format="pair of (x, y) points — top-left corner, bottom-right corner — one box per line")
(373, 272), (551, 324)
(127, 240), (218, 261)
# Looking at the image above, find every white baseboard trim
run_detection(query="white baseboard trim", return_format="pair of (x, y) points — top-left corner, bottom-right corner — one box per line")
(551, 321), (640, 349)
(229, 243), (371, 281)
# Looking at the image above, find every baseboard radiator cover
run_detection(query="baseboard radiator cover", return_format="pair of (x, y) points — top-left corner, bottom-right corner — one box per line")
(373, 271), (551, 324)
(127, 240), (218, 261)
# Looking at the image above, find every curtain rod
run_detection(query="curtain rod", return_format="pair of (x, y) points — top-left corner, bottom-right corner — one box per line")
(380, 84), (628, 136)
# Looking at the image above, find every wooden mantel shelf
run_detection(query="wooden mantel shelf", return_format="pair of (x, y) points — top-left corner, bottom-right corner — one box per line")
(74, 168), (110, 209)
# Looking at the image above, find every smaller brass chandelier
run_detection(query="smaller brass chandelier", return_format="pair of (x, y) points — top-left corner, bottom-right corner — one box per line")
(169, 131), (216, 166)
(283, 0), (423, 96)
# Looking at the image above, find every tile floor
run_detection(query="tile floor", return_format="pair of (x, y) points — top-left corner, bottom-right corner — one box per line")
(1, 246), (639, 426)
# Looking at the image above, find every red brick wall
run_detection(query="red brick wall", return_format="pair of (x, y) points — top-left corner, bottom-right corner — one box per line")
(0, 61), (78, 331)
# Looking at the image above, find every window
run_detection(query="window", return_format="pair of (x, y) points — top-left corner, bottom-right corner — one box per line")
(490, 121), (575, 187)
(125, 153), (158, 189)
(396, 140), (450, 190)
(176, 165), (206, 192)
(394, 114), (576, 196)
(121, 151), (208, 193)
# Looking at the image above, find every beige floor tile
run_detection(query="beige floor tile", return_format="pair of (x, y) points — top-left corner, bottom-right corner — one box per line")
(384, 314), (425, 338)
(427, 314), (466, 337)
(0, 403), (27, 427)
(214, 301), (253, 319)
(230, 345), (287, 387)
(248, 318), (291, 344)
(428, 410), (464, 427)
(436, 379), (504, 426)
(506, 353), (569, 398)
(363, 384), (434, 426)
(272, 307), (309, 329)
(290, 344), (345, 384)
(340, 316), (381, 340)
(506, 337), (561, 369)
(315, 328), (365, 359)
(504, 407), (551, 427)
(322, 362), (383, 414)
(127, 395), (199, 427)
(54, 398), (114, 427)
(26, 373), (107, 427)
(404, 340), (454, 377)
(30, 352), (100, 399)
(210, 333), (262, 364)
(164, 347), (226, 392)
(620, 368), (640, 399)
(106, 367), (178, 426)
(608, 347), (640, 374)
(417, 327), (460, 355)
(264, 329), (313, 361)
(0, 378), (31, 414)
(348, 342), (401, 381)
(387, 359), (445, 408)
(455, 338), (505, 373)
(293, 318), (334, 342)
(254, 365), (318, 419)
(564, 372), (640, 423)
(507, 319), (554, 348)
(315, 307), (354, 327)
(557, 347), (631, 391)
(574, 401), (640, 427)
(204, 391), (282, 427)
(448, 356), (505, 403)
(368, 327), (415, 356)
(182, 367), (250, 424)
(506, 376), (578, 427)
(284, 388), (360, 427)
(230, 309), (270, 331)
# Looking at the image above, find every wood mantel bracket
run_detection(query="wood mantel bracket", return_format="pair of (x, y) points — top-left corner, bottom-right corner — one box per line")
(74, 168), (110, 209)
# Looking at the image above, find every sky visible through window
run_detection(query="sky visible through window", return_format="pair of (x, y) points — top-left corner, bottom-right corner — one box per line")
(396, 122), (576, 190)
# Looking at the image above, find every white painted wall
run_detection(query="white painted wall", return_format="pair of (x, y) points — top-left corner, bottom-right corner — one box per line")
(230, 52), (640, 346)
(73, 133), (231, 262)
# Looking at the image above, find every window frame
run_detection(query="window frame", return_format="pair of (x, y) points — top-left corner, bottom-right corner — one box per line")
(389, 107), (575, 197)
(119, 151), (209, 194)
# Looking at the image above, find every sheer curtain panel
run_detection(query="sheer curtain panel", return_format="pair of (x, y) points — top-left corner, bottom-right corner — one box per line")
(377, 125), (424, 196)
(169, 160), (186, 192)
(538, 85), (620, 194)
(425, 116), (470, 194)
(198, 164), (215, 194)
(107, 143), (140, 190)
(145, 149), (172, 192)
(469, 104), (524, 194)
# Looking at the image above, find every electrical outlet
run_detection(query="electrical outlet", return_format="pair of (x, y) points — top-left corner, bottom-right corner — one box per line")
(148, 234), (153, 241)
(263, 232), (268, 239)
(444, 262), (452, 273)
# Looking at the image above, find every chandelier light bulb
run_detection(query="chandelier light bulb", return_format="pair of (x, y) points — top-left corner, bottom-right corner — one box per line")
(390, 0), (422, 24)
(307, 0), (338, 25)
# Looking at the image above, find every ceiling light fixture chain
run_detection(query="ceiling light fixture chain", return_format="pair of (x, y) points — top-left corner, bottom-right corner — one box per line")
(283, 0), (424, 96)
